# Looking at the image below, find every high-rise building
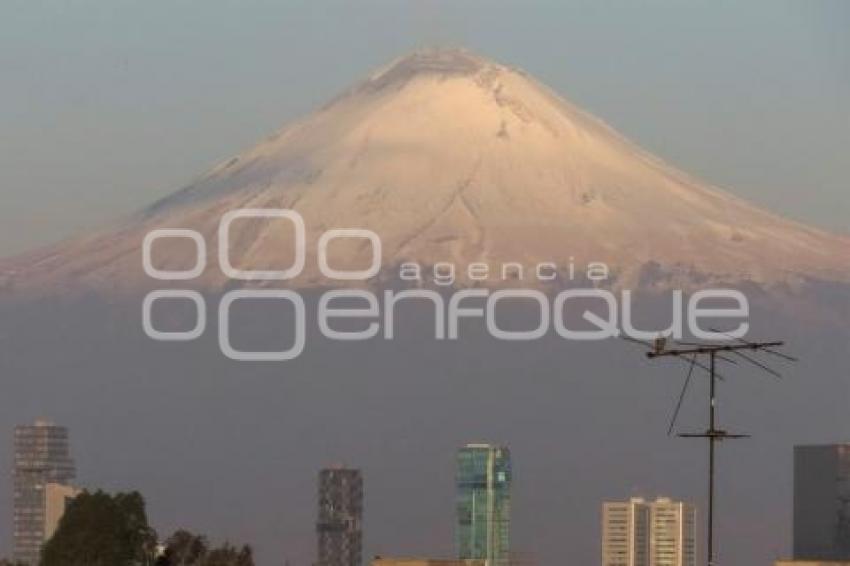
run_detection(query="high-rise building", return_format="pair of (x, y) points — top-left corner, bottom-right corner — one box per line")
(13, 419), (76, 565)
(317, 467), (363, 566)
(602, 498), (650, 566)
(602, 497), (696, 566)
(794, 444), (850, 560)
(456, 444), (511, 566)
(649, 498), (696, 566)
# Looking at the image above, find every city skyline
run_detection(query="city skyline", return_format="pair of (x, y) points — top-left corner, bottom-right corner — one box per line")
(0, 5), (846, 563)
(8, 420), (850, 566)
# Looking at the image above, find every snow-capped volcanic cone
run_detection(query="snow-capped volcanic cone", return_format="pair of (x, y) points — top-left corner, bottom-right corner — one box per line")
(2, 48), (848, 294)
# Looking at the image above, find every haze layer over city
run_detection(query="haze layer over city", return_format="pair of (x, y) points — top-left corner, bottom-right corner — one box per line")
(0, 2), (848, 566)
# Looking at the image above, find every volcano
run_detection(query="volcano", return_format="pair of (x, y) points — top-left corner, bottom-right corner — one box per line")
(1, 48), (849, 566)
(2, 48), (848, 294)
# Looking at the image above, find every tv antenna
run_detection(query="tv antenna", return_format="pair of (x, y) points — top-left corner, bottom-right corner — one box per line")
(622, 328), (796, 566)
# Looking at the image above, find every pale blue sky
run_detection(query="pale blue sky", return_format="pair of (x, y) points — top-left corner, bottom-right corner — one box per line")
(1, 0), (848, 256)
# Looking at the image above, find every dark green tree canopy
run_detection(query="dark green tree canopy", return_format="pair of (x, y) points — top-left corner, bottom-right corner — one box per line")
(41, 490), (157, 566)
(157, 530), (207, 566)
(156, 530), (253, 566)
(198, 543), (253, 566)
(39, 489), (253, 566)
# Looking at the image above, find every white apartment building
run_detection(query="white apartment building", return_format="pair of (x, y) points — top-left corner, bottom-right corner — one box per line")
(602, 497), (696, 566)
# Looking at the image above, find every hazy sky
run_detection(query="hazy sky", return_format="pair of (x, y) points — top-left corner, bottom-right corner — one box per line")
(0, 0), (848, 257)
(0, 5), (849, 564)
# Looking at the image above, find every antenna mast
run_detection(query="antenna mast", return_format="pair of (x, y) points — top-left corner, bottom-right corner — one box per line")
(645, 338), (790, 566)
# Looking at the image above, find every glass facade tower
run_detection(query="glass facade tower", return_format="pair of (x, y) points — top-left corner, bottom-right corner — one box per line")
(794, 444), (850, 559)
(13, 419), (75, 566)
(456, 444), (511, 566)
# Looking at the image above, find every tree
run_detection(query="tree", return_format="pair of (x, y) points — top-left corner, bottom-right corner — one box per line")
(202, 544), (253, 566)
(156, 531), (253, 566)
(156, 530), (207, 566)
(40, 490), (157, 566)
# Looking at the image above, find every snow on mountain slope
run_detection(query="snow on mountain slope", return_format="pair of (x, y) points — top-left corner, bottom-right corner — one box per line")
(2, 48), (848, 294)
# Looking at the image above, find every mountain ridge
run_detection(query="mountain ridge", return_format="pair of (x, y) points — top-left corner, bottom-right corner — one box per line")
(2, 47), (848, 296)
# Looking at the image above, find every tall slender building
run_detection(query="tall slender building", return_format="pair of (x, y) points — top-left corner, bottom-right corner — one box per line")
(456, 444), (511, 566)
(649, 498), (696, 566)
(317, 467), (363, 566)
(794, 444), (850, 559)
(13, 419), (76, 565)
(602, 498), (650, 566)
(602, 497), (696, 566)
